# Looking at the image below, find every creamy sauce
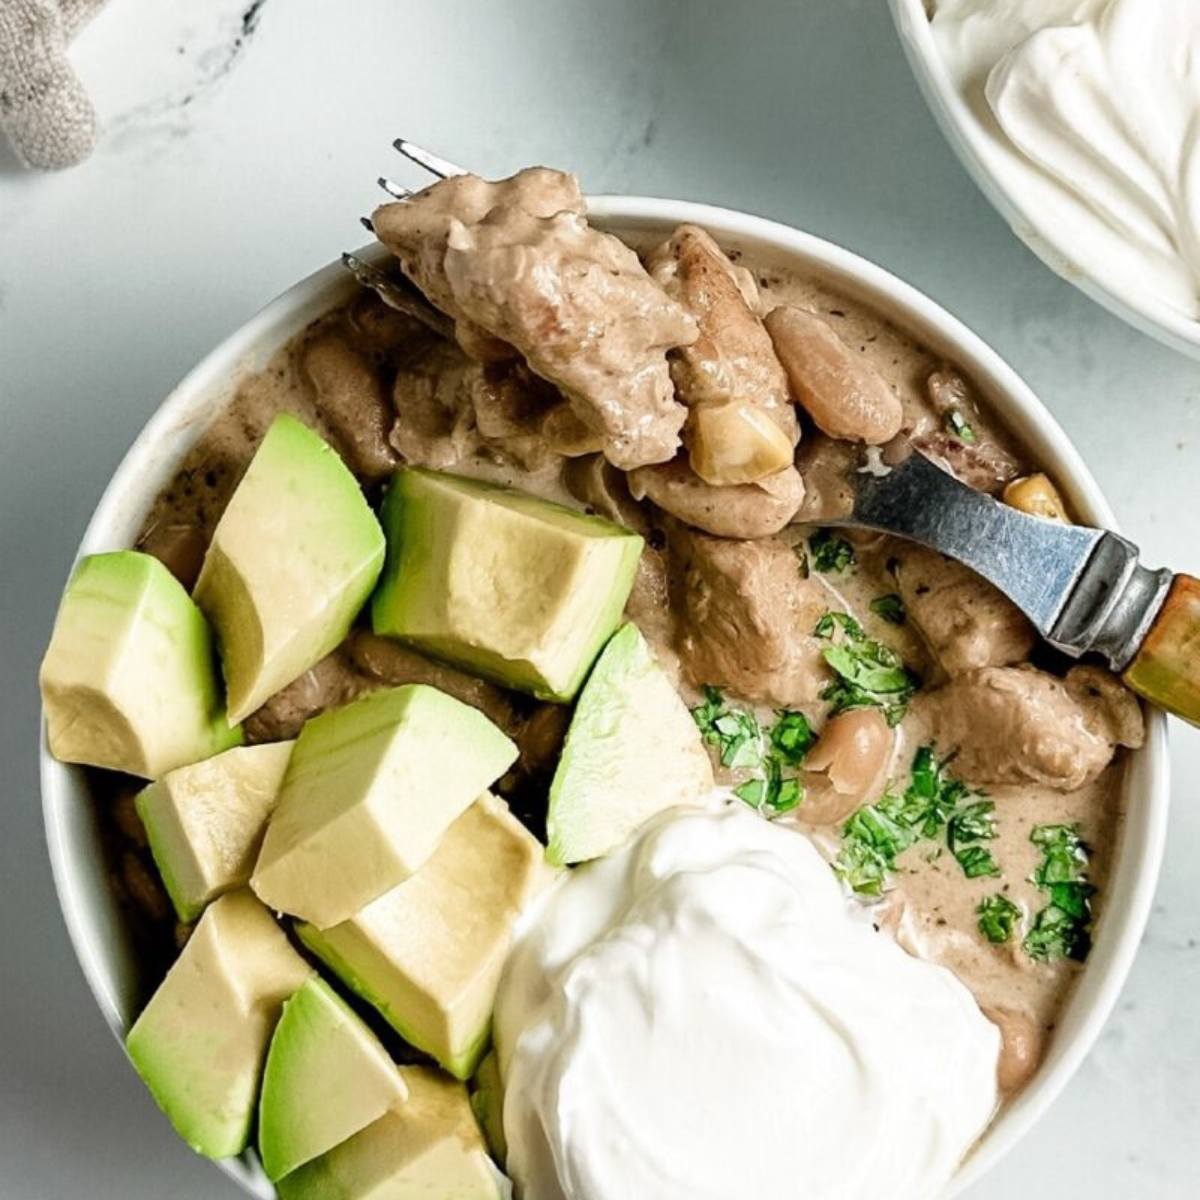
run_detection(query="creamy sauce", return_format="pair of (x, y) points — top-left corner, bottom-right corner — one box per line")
(110, 224), (1130, 1122)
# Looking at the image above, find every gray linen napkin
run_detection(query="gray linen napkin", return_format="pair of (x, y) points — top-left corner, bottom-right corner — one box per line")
(0, 0), (107, 169)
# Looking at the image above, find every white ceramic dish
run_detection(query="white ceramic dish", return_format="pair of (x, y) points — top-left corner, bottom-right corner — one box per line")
(40, 198), (1169, 1198)
(889, 0), (1200, 361)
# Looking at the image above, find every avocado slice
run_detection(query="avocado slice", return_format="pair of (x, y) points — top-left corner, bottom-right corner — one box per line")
(296, 793), (556, 1080)
(371, 468), (643, 702)
(277, 1065), (508, 1200)
(251, 685), (518, 929)
(470, 1051), (507, 1167)
(194, 413), (385, 724)
(40, 550), (240, 778)
(258, 977), (408, 1182)
(546, 622), (713, 864)
(125, 890), (313, 1159)
(136, 740), (293, 922)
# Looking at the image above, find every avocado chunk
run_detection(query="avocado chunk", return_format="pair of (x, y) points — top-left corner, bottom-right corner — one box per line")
(470, 1051), (507, 1167)
(136, 741), (293, 922)
(251, 686), (518, 929)
(194, 413), (385, 724)
(296, 793), (556, 1080)
(371, 468), (643, 702)
(125, 890), (313, 1159)
(546, 622), (713, 864)
(277, 1066), (507, 1200)
(258, 977), (408, 1182)
(40, 550), (240, 778)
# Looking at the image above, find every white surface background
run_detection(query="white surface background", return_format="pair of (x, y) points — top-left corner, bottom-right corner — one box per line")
(1, 1), (1197, 1196)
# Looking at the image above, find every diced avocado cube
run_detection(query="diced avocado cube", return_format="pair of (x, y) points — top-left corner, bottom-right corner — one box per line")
(136, 740), (293, 922)
(296, 793), (556, 1080)
(194, 413), (385, 724)
(470, 1051), (507, 1167)
(258, 977), (408, 1182)
(251, 686), (518, 929)
(124, 891), (313, 1159)
(277, 1066), (508, 1200)
(371, 468), (643, 702)
(546, 622), (713, 864)
(40, 550), (240, 778)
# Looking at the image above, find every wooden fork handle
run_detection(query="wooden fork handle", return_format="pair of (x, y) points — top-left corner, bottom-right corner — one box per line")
(1123, 574), (1200, 726)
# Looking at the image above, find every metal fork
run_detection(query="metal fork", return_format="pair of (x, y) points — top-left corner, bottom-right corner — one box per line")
(340, 139), (469, 332)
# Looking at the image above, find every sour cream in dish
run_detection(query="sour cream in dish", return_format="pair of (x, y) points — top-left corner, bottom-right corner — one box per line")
(494, 803), (1000, 1200)
(930, 0), (1200, 321)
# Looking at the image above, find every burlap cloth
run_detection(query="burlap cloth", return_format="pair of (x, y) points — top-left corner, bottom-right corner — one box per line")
(0, 0), (107, 169)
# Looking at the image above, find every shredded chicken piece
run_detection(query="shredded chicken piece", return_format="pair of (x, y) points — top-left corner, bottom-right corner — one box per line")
(674, 531), (828, 706)
(388, 341), (481, 469)
(922, 664), (1144, 790)
(646, 224), (798, 483)
(302, 334), (397, 483)
(890, 543), (1035, 676)
(629, 457), (804, 539)
(374, 169), (697, 470)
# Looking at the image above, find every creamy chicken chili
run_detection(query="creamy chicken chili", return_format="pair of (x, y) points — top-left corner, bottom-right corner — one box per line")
(114, 168), (1142, 1112)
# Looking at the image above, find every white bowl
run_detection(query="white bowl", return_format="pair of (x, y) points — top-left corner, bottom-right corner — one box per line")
(888, 0), (1200, 360)
(40, 198), (1170, 1197)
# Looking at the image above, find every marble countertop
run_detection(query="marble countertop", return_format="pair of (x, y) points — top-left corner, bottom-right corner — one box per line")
(0, 1), (1196, 1196)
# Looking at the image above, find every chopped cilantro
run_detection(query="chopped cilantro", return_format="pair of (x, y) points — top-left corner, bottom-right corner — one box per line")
(691, 688), (763, 768)
(945, 409), (977, 444)
(977, 894), (1021, 944)
(691, 689), (809, 819)
(814, 610), (917, 726)
(834, 745), (972, 896)
(1024, 902), (1093, 962)
(869, 593), (907, 625)
(1029, 824), (1089, 886)
(834, 801), (917, 897)
(769, 710), (815, 766)
(735, 758), (802, 816)
(814, 611), (865, 640)
(809, 528), (856, 573)
(903, 746), (969, 836)
(955, 845), (1001, 878)
(1023, 824), (1095, 962)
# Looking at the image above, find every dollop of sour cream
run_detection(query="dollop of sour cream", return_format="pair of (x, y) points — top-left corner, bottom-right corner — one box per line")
(931, 0), (1200, 320)
(494, 804), (999, 1200)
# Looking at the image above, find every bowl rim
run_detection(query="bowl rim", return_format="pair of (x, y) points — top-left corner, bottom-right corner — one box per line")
(887, 0), (1200, 360)
(40, 192), (1170, 1198)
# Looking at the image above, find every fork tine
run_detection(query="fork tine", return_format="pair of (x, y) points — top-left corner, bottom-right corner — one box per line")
(392, 138), (468, 179)
(378, 176), (412, 200)
(340, 253), (454, 338)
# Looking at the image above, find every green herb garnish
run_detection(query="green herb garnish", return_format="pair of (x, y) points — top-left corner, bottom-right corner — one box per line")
(977, 894), (1021, 944)
(901, 745), (969, 836)
(869, 593), (907, 625)
(945, 409), (977, 444)
(1024, 902), (1093, 962)
(834, 746), (971, 896)
(1023, 824), (1095, 962)
(834, 800), (918, 896)
(691, 690), (810, 819)
(734, 758), (803, 816)
(955, 845), (1001, 879)
(809, 529), (856, 573)
(769, 710), (816, 765)
(692, 687), (763, 768)
(815, 610), (917, 726)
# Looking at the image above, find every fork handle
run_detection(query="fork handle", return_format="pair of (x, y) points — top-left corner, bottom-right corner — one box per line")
(1123, 574), (1200, 726)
